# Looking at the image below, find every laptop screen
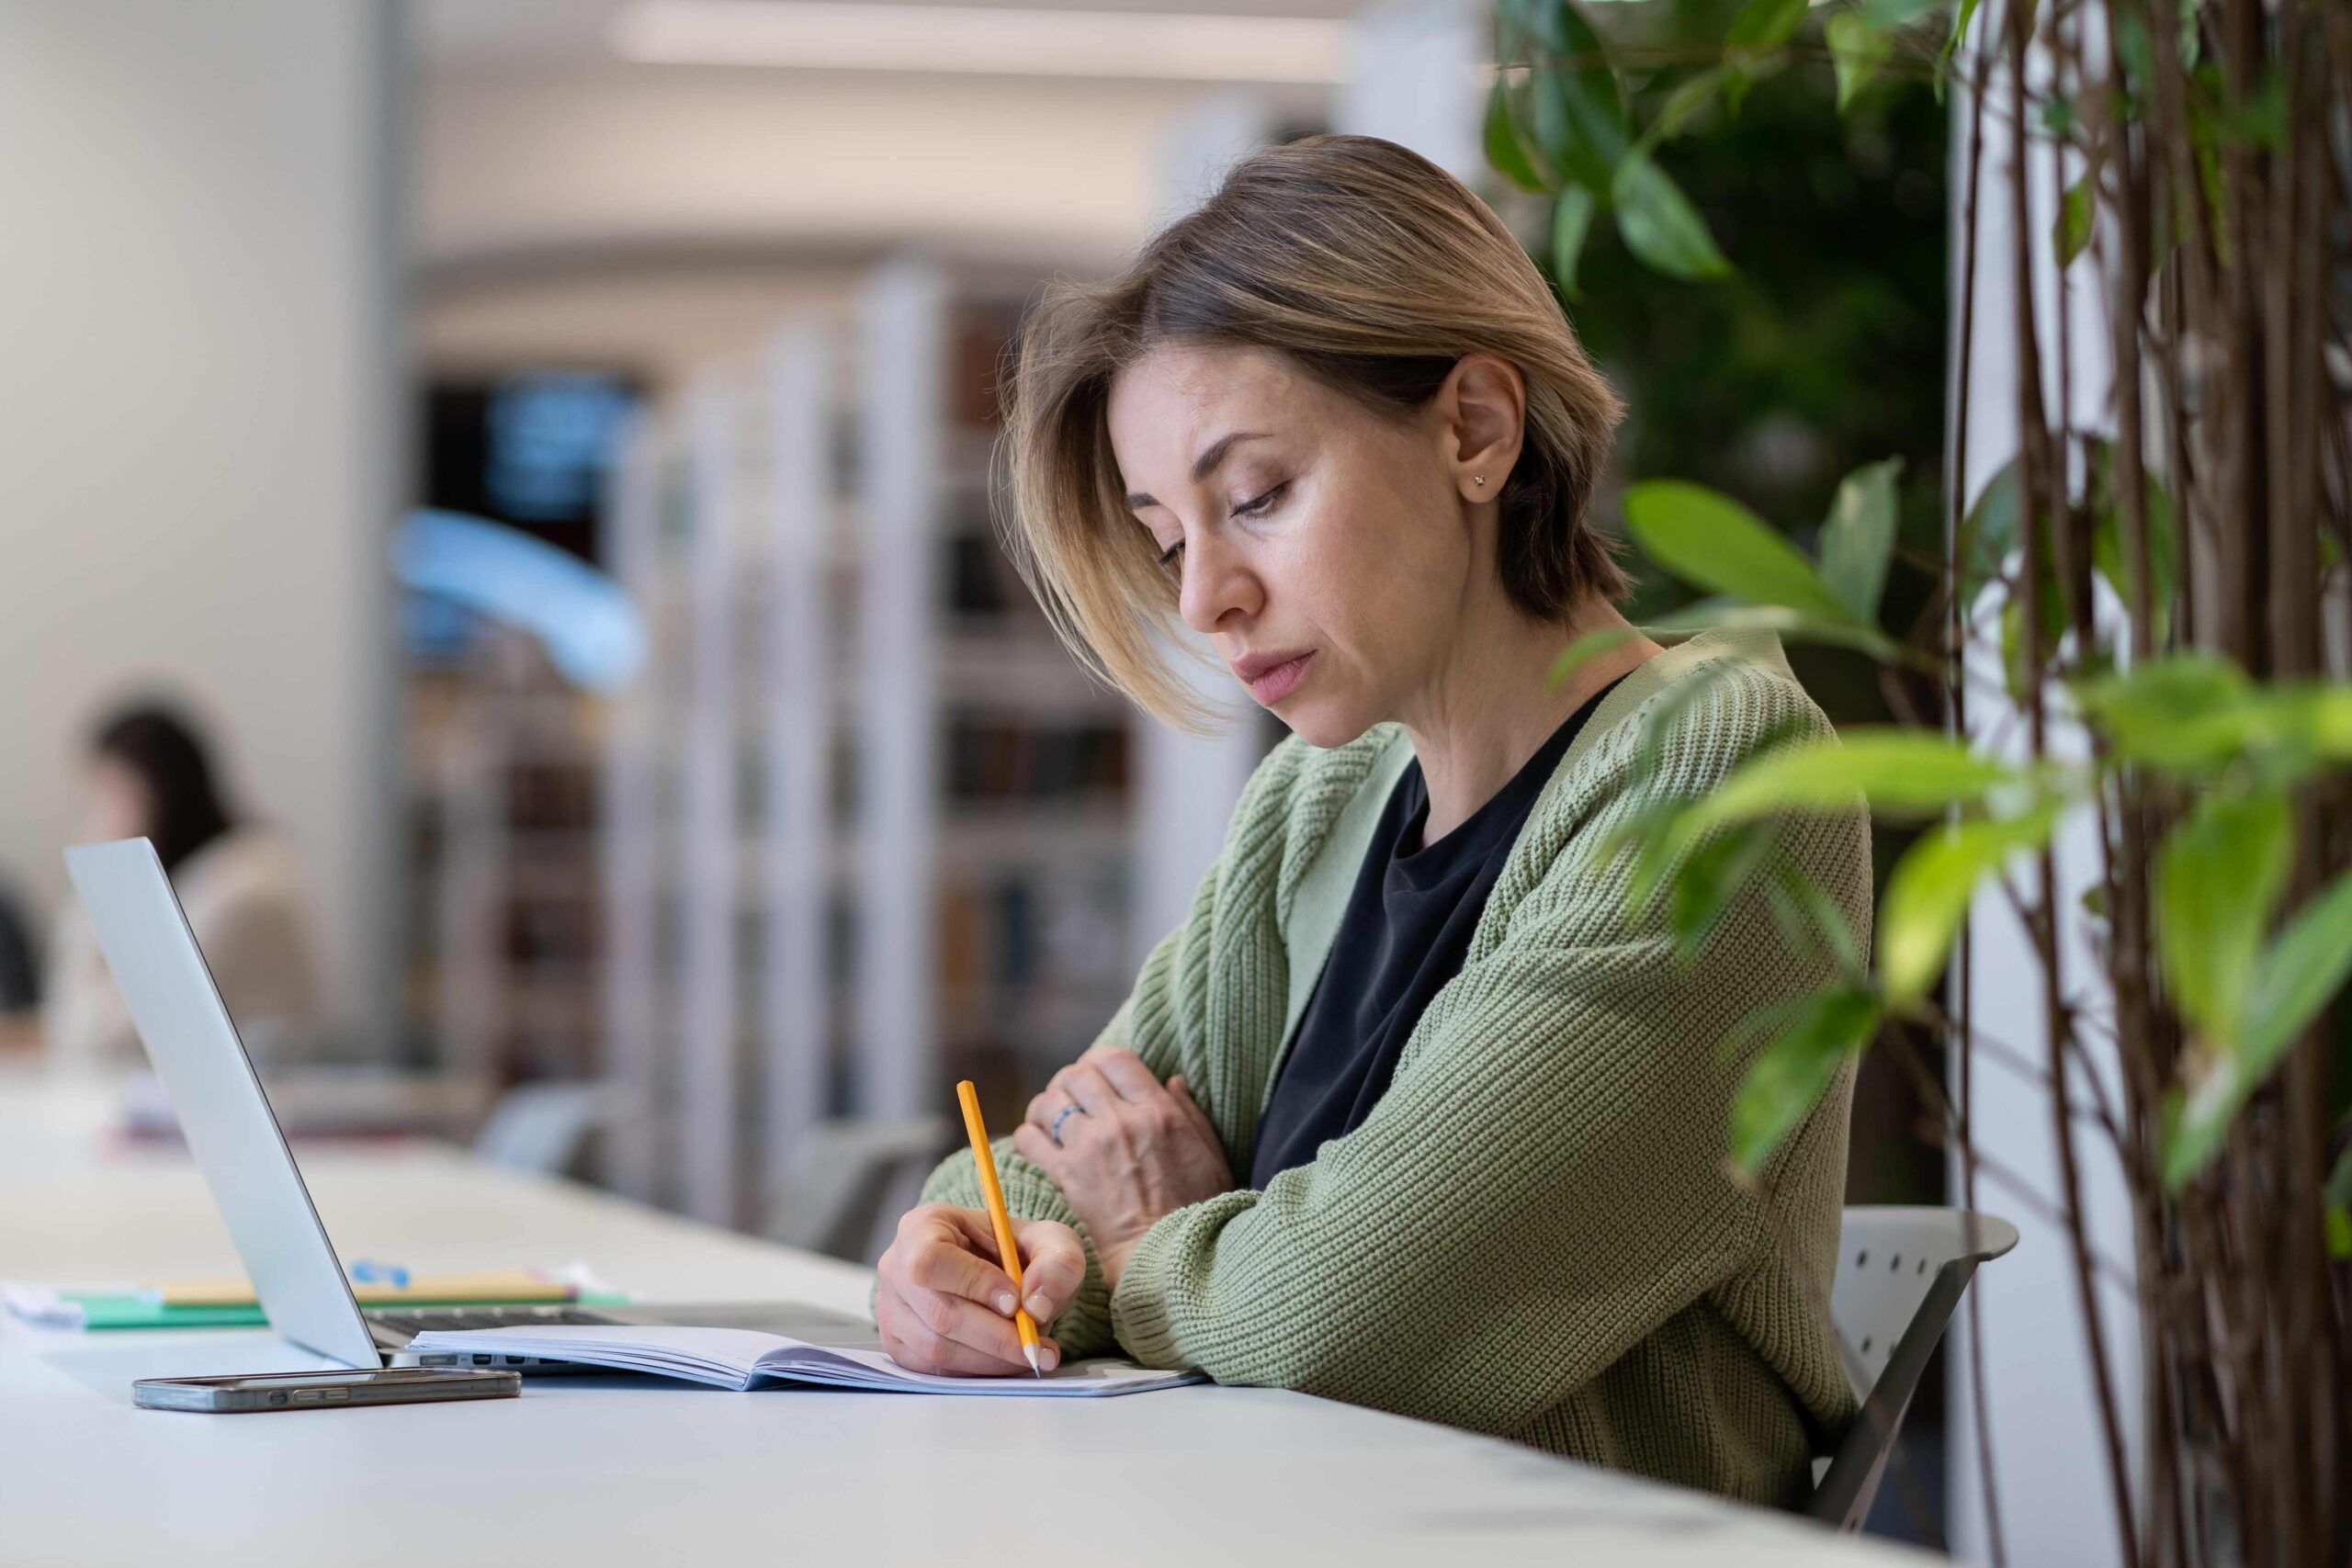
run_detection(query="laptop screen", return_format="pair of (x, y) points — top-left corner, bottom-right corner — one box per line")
(63, 839), (379, 1368)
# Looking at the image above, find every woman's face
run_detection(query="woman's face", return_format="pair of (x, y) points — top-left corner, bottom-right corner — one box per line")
(1107, 342), (1510, 749)
(84, 753), (153, 843)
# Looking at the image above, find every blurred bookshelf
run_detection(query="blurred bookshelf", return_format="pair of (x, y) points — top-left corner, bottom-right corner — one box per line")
(405, 371), (639, 1095)
(843, 258), (1153, 1194)
(409, 254), (1274, 1236)
(582, 256), (1142, 1228)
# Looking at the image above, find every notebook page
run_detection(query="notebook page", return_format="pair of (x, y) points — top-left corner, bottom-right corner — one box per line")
(406, 1323), (1201, 1396)
(749, 1340), (1202, 1396)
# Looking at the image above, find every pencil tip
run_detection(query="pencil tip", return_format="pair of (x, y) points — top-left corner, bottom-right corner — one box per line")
(1024, 1344), (1043, 1377)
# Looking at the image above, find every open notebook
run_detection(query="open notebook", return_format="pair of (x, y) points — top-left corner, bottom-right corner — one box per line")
(406, 1323), (1201, 1396)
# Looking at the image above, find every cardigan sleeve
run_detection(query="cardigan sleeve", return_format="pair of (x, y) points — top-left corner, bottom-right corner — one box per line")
(1104, 680), (1869, 1438)
(909, 976), (1158, 1358)
(904, 739), (1313, 1355)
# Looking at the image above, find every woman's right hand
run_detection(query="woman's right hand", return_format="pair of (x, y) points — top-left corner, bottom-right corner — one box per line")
(874, 1203), (1087, 1376)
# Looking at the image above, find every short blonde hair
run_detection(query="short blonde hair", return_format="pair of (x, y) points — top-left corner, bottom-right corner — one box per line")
(1001, 133), (1629, 731)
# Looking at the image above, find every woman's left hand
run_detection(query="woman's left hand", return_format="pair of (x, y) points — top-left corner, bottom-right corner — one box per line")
(1013, 1046), (1234, 1292)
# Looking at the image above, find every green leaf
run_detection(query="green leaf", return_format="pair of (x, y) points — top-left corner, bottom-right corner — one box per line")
(1637, 599), (1903, 662)
(2240, 868), (2352, 1088)
(2073, 658), (2352, 779)
(1528, 2), (1629, 192)
(2072, 653), (2250, 769)
(2194, 138), (2233, 269)
(1668, 820), (1777, 962)
(1633, 731), (2027, 902)
(1856, 0), (1944, 26)
(1826, 10), (1892, 111)
(2154, 786), (2291, 1048)
(1879, 806), (2064, 1010)
(2157, 1081), (2225, 1190)
(1622, 481), (1846, 620)
(1545, 620), (1634, 686)
(1551, 183), (1598, 297)
(2086, 440), (2178, 645)
(1485, 82), (1552, 193)
(2326, 1146), (2352, 1259)
(1959, 457), (2022, 601)
(1611, 153), (1733, 282)
(1634, 65), (1733, 160)
(1684, 730), (2022, 841)
(1508, 0), (1569, 52)
(2056, 171), (2097, 265)
(1998, 590), (2028, 700)
(1728, 989), (1877, 1176)
(1727, 0), (1810, 51)
(1768, 859), (1866, 980)
(1818, 457), (1904, 624)
(1935, 0), (1983, 97)
(2111, 7), (2154, 92)
(2278, 684), (2352, 762)
(1996, 547), (2069, 700)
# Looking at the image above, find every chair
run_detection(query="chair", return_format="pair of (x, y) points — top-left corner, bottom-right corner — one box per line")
(1810, 1205), (2019, 1531)
(472, 1080), (632, 1177)
(766, 1116), (955, 1263)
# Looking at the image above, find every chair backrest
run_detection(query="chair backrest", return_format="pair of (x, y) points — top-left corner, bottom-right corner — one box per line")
(1810, 1206), (2018, 1532)
(767, 1116), (953, 1261)
(473, 1081), (629, 1176)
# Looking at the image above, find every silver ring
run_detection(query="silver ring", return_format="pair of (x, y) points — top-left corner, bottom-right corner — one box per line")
(1048, 1103), (1087, 1146)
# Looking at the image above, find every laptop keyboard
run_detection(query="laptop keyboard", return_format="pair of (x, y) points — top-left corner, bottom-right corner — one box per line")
(367, 1304), (616, 1336)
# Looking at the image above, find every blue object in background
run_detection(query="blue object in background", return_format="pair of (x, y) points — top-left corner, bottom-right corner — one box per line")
(347, 1258), (411, 1288)
(482, 372), (636, 524)
(392, 508), (648, 694)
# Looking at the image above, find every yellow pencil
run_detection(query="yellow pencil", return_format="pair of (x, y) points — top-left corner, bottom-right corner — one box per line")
(955, 1079), (1044, 1377)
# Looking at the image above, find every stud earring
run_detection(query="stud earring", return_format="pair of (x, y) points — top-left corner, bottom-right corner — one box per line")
(1474, 476), (1487, 487)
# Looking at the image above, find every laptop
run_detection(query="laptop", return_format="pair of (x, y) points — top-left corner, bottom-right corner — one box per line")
(64, 837), (876, 1373)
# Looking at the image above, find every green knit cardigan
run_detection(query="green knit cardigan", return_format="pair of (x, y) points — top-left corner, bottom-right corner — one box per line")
(916, 626), (1870, 1507)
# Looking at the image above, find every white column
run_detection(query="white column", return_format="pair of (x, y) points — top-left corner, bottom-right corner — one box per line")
(1127, 96), (1295, 964)
(1948, 2), (2140, 1561)
(679, 378), (743, 1224)
(1131, 651), (1265, 968)
(763, 321), (835, 1187)
(0, 1), (397, 1046)
(855, 259), (944, 1120)
(599, 414), (662, 1201)
(1337, 0), (1487, 177)
(1154, 89), (1282, 224)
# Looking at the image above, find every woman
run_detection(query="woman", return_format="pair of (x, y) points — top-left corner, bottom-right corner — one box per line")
(43, 703), (323, 1071)
(875, 134), (1870, 1507)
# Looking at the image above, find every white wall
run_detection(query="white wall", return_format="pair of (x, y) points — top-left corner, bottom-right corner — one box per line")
(0, 2), (397, 1039)
(418, 63), (1235, 272)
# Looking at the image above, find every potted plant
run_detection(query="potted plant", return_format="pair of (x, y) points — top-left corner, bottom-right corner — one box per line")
(1487, 0), (2350, 1561)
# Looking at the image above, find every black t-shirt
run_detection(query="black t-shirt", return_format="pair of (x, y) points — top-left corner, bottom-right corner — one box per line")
(1248, 676), (1628, 1189)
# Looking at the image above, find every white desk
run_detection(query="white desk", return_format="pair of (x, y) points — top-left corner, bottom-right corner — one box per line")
(0, 1071), (1922, 1566)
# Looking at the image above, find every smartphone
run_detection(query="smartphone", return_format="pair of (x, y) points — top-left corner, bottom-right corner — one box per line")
(132, 1366), (520, 1414)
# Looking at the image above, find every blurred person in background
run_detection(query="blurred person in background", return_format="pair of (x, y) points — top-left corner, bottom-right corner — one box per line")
(0, 874), (39, 1052)
(42, 702), (323, 1072)
(873, 134), (1868, 1509)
